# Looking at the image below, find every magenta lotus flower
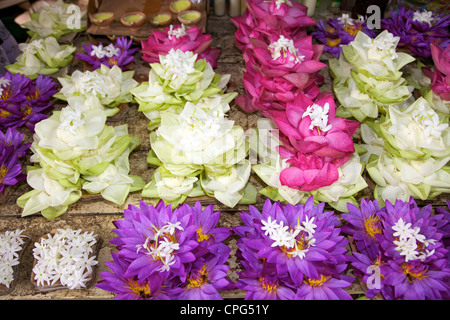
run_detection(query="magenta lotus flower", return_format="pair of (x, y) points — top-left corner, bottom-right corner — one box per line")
(236, 57), (322, 113)
(141, 25), (220, 68)
(235, 33), (326, 114)
(232, 10), (308, 52)
(422, 43), (450, 101)
(244, 34), (326, 79)
(245, 0), (316, 31)
(278, 148), (341, 191)
(268, 92), (359, 162)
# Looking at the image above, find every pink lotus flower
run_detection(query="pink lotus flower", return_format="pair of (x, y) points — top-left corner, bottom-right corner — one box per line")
(267, 92), (360, 162)
(140, 25), (220, 68)
(422, 43), (450, 101)
(243, 34), (326, 78)
(231, 10), (307, 51)
(236, 63), (322, 113)
(235, 33), (326, 114)
(279, 147), (340, 191)
(245, 0), (316, 31)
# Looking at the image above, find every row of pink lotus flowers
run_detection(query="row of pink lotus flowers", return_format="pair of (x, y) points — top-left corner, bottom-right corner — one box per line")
(231, 0), (360, 192)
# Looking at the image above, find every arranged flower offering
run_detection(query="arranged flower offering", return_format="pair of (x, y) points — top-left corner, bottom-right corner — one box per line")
(0, 72), (58, 131)
(31, 228), (100, 290)
(143, 97), (256, 208)
(97, 201), (234, 300)
(236, 33), (326, 114)
(312, 13), (376, 58)
(22, 0), (87, 41)
(0, 128), (31, 194)
(330, 30), (415, 122)
(141, 25), (221, 68)
(6, 37), (76, 80)
(360, 97), (450, 204)
(233, 0), (325, 115)
(249, 118), (367, 212)
(54, 64), (138, 113)
(0, 229), (29, 291)
(17, 95), (144, 219)
(76, 37), (138, 71)
(341, 198), (449, 300)
(233, 198), (354, 300)
(132, 48), (235, 129)
(381, 7), (450, 59)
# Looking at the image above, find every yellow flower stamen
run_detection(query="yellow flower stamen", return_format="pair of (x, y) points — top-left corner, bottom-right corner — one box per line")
(127, 279), (153, 298)
(363, 214), (382, 238)
(0, 165), (8, 183)
(196, 227), (211, 242)
(260, 277), (278, 292)
(304, 274), (330, 287)
(187, 265), (208, 288)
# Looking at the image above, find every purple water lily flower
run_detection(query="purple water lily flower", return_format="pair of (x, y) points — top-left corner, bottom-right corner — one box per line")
(0, 73), (55, 131)
(25, 73), (58, 106)
(382, 7), (450, 59)
(233, 197), (350, 297)
(96, 252), (169, 300)
(173, 249), (233, 300)
(0, 127), (30, 158)
(106, 200), (235, 300)
(236, 273), (297, 300)
(344, 197), (450, 300)
(0, 128), (30, 193)
(183, 201), (232, 247)
(295, 272), (354, 300)
(76, 37), (138, 71)
(349, 251), (393, 300)
(341, 198), (383, 260)
(383, 259), (449, 300)
(312, 14), (376, 58)
(111, 200), (200, 282)
(0, 71), (30, 105)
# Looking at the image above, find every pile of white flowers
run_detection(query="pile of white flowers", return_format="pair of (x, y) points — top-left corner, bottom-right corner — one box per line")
(32, 229), (98, 290)
(392, 218), (436, 262)
(0, 230), (28, 288)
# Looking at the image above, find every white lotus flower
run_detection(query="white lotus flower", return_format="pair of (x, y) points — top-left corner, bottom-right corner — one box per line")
(367, 151), (450, 203)
(55, 64), (138, 107)
(18, 168), (81, 218)
(380, 98), (450, 160)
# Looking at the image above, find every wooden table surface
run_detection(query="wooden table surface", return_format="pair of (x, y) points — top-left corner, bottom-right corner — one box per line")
(0, 9), (447, 300)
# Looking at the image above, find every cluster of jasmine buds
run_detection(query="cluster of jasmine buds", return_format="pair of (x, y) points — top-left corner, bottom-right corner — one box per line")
(32, 229), (99, 290)
(0, 229), (28, 288)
